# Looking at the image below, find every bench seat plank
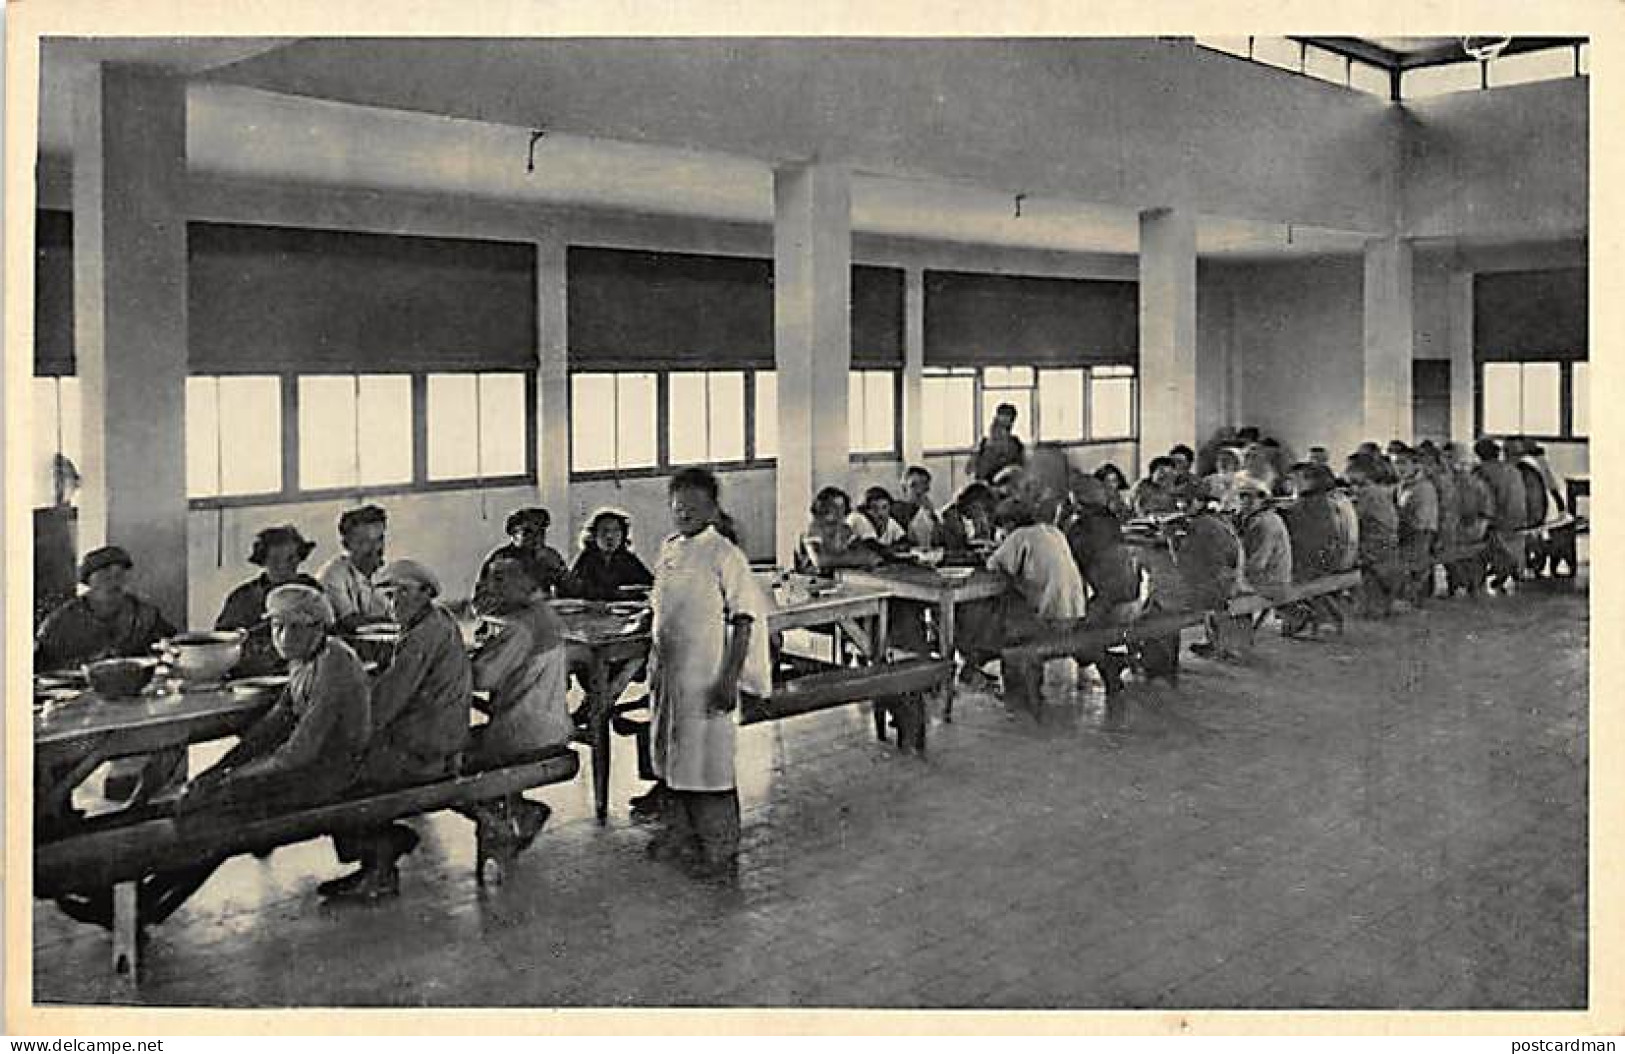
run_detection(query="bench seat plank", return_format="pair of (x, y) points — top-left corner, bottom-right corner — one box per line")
(743, 658), (952, 726)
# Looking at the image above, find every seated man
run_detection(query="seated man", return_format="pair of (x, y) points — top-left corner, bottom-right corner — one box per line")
(1235, 477), (1293, 627)
(476, 507), (569, 607)
(54, 585), (371, 930)
(318, 559), (472, 900)
(317, 504), (391, 634)
(1281, 463), (1355, 636)
(1394, 447), (1440, 605)
(465, 552), (574, 858)
(938, 482), (998, 556)
(215, 525), (323, 677)
(1347, 451), (1402, 616)
(960, 498), (1088, 710)
(848, 486), (909, 550)
(1132, 457), (1183, 517)
(37, 545), (182, 803)
(890, 466), (944, 549)
(1174, 483), (1249, 659)
(1063, 502), (1143, 694)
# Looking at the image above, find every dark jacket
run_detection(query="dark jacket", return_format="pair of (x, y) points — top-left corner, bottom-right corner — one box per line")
(1175, 512), (1244, 609)
(1283, 493), (1347, 580)
(1474, 461), (1526, 533)
(562, 546), (655, 601)
(36, 593), (176, 671)
(356, 605), (471, 785)
(216, 572), (324, 675)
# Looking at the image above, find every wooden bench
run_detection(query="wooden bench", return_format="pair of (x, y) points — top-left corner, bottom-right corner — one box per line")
(744, 656), (955, 754)
(36, 744), (581, 982)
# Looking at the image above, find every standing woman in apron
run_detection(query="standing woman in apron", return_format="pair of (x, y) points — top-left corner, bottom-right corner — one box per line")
(646, 467), (774, 880)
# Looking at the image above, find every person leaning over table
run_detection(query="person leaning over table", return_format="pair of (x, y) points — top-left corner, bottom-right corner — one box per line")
(463, 553), (574, 847)
(958, 496), (1088, 710)
(36, 545), (183, 803)
(317, 504), (391, 634)
(1131, 457), (1183, 517)
(314, 559), (472, 901)
(937, 481), (999, 555)
(53, 585), (371, 932)
(216, 525), (323, 676)
(561, 508), (655, 601)
(646, 467), (773, 881)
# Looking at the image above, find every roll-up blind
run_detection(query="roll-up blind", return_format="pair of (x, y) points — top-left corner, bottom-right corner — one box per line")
(189, 223), (537, 373)
(923, 270), (1138, 366)
(851, 265), (904, 367)
(568, 248), (903, 368)
(1473, 268), (1587, 362)
(35, 210), (75, 377)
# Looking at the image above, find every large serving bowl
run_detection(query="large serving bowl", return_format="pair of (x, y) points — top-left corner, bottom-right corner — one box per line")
(84, 657), (158, 698)
(161, 630), (245, 683)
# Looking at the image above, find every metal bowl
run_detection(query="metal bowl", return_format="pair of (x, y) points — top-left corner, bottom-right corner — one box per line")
(161, 630), (245, 682)
(84, 657), (158, 699)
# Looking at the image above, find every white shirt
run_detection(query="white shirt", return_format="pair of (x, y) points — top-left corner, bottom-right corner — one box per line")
(316, 552), (390, 624)
(649, 526), (774, 792)
(847, 510), (906, 547)
(987, 523), (1088, 620)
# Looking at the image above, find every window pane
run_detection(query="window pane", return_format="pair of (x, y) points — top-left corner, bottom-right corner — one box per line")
(1350, 60), (1391, 97)
(357, 375), (413, 486)
(1091, 375), (1135, 439)
(33, 378), (60, 507)
(1481, 363), (1521, 435)
(218, 376), (282, 495)
(479, 373), (529, 477)
(1521, 362), (1561, 436)
(186, 378), (222, 498)
(981, 366), (1014, 388)
(299, 376), (358, 490)
(427, 373), (480, 480)
(669, 372), (709, 465)
(571, 373), (617, 472)
(1195, 36), (1251, 59)
(1304, 45), (1348, 85)
(754, 371), (778, 459)
(1038, 369), (1084, 442)
(1489, 46), (1576, 88)
(1252, 37), (1303, 73)
(616, 373), (658, 469)
(849, 370), (894, 453)
(708, 371), (746, 462)
(922, 375), (975, 451)
(1404, 62), (1482, 99)
(1572, 362), (1588, 438)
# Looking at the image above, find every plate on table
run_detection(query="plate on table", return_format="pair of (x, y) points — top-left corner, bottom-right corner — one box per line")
(607, 601), (647, 616)
(229, 674), (290, 695)
(551, 598), (590, 615)
(35, 670), (87, 691)
(938, 567), (977, 583)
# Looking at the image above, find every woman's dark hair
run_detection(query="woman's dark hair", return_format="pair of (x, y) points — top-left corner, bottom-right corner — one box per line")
(582, 509), (633, 550)
(992, 497), (1036, 531)
(1093, 463), (1129, 490)
(1147, 456), (1174, 476)
(504, 507), (551, 535)
(953, 481), (998, 514)
(811, 486), (852, 517)
(669, 466), (720, 502)
(337, 504), (387, 540)
(1290, 462), (1337, 496)
(1169, 444), (1196, 463)
(863, 486), (894, 506)
(1473, 437), (1502, 462)
(903, 464), (932, 485)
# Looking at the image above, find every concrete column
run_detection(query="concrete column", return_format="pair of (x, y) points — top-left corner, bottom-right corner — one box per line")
(773, 163), (852, 568)
(536, 236), (570, 526)
(1362, 235), (1415, 443)
(72, 65), (189, 623)
(1447, 269), (1476, 441)
(1194, 262), (1231, 461)
(1138, 208), (1198, 464)
(900, 266), (926, 467)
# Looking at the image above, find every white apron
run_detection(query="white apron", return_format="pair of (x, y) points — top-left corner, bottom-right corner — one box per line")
(648, 527), (772, 792)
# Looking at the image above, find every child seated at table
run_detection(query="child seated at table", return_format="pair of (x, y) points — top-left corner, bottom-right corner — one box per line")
(561, 508), (655, 601)
(797, 486), (882, 575)
(938, 482), (999, 557)
(848, 486), (909, 550)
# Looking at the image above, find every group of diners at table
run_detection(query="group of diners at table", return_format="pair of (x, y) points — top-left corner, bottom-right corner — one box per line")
(33, 401), (1580, 936)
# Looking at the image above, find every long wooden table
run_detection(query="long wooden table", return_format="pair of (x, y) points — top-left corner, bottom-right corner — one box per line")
(836, 565), (1006, 718)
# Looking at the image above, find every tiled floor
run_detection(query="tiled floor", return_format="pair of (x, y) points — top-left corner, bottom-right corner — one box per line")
(33, 578), (1588, 1009)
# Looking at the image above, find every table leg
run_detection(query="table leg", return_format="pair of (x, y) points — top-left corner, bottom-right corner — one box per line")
(112, 881), (140, 982)
(875, 602), (890, 661)
(589, 657), (612, 826)
(940, 598), (957, 722)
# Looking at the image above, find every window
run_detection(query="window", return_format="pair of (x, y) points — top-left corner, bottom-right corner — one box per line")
(1482, 361), (1561, 436)
(1350, 60), (1392, 98)
(297, 374), (413, 491)
(922, 367), (977, 452)
(1579, 43), (1589, 76)
(1403, 62), (1484, 99)
(1037, 369), (1085, 442)
(1303, 45), (1349, 86)
(753, 371), (778, 460)
(669, 371), (746, 465)
(1571, 362), (1588, 438)
(32, 376), (81, 508)
(187, 376), (283, 499)
(1090, 365), (1137, 439)
(1251, 37), (1304, 74)
(426, 372), (529, 481)
(848, 370), (897, 455)
(981, 365), (1035, 440)
(1489, 46), (1581, 88)
(571, 372), (658, 473)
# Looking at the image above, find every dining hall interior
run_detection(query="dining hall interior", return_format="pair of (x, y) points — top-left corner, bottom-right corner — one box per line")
(20, 31), (1595, 1013)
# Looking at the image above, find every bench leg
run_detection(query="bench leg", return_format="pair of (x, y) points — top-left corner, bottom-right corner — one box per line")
(111, 881), (140, 983)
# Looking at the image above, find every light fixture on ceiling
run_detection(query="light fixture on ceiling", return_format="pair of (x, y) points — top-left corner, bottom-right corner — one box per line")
(1461, 36), (1513, 62)
(526, 128), (546, 174)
